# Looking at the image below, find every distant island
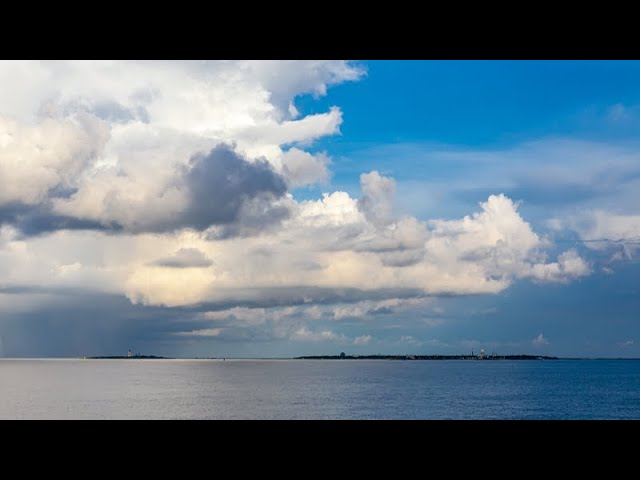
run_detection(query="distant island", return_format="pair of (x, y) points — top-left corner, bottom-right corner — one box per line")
(296, 354), (558, 360)
(81, 353), (558, 360)
(84, 348), (169, 359)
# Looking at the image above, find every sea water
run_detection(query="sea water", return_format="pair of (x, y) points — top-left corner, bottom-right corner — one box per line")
(1, 359), (639, 419)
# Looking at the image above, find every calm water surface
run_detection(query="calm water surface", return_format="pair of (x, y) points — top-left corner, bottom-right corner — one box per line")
(1, 359), (639, 419)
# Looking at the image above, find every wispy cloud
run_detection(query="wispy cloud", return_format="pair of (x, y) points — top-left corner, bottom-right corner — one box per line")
(532, 333), (550, 347)
(353, 335), (372, 345)
(174, 328), (223, 337)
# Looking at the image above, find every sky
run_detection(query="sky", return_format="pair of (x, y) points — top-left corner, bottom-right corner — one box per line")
(1, 60), (639, 358)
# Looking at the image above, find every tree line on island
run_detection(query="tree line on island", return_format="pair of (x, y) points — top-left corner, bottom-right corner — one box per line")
(296, 353), (558, 360)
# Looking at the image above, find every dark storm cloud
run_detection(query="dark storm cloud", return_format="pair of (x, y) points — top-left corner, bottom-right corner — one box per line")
(179, 144), (289, 231)
(152, 248), (213, 268)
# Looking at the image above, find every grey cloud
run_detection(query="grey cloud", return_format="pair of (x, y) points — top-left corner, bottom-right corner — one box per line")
(312, 224), (368, 252)
(353, 236), (426, 267)
(87, 101), (137, 123)
(358, 171), (396, 225)
(206, 195), (290, 240)
(0, 285), (101, 296)
(0, 203), (117, 237)
(51, 98), (152, 124)
(176, 144), (289, 233)
(379, 250), (426, 267)
(48, 99), (138, 124)
(292, 260), (323, 271)
(177, 287), (427, 313)
(152, 248), (213, 268)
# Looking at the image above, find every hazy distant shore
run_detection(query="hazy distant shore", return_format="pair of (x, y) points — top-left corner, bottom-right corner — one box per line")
(296, 354), (558, 360)
(82, 354), (558, 361)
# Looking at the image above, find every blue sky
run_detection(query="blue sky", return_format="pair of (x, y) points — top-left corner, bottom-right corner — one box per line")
(1, 60), (639, 357)
(303, 60), (640, 144)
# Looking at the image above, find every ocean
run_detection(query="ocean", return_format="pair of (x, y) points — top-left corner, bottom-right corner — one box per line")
(1, 359), (639, 419)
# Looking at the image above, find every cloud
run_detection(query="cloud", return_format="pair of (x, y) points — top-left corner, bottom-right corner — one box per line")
(238, 60), (365, 117)
(618, 339), (634, 348)
(353, 335), (372, 345)
(153, 248), (213, 268)
(203, 307), (269, 325)
(550, 210), (640, 270)
(0, 204), (114, 237)
(524, 249), (591, 283)
(354, 216), (427, 267)
(423, 194), (589, 289)
(0, 60), (363, 126)
(331, 298), (429, 321)
(532, 333), (549, 347)
(557, 210), (640, 250)
(180, 144), (288, 232)
(358, 171), (397, 225)
(0, 114), (109, 207)
(281, 148), (330, 187)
